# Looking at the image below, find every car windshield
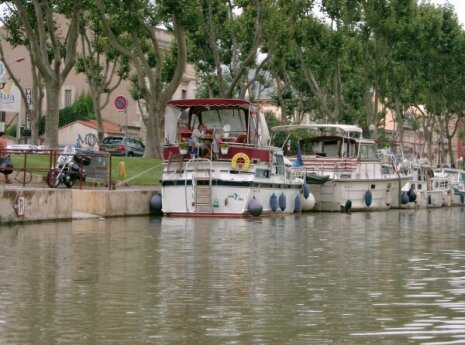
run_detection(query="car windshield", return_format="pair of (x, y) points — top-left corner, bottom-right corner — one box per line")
(103, 137), (123, 144)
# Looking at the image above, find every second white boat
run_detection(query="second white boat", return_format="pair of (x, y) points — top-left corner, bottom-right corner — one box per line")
(272, 124), (411, 211)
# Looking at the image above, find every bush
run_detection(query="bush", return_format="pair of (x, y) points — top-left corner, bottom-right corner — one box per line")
(59, 93), (95, 127)
(35, 93), (96, 135)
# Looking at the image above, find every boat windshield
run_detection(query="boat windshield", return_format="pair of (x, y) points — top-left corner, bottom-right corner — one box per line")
(192, 108), (246, 138)
(359, 143), (378, 160)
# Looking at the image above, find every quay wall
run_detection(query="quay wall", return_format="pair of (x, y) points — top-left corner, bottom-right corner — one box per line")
(0, 187), (160, 223)
(72, 188), (159, 217)
(0, 188), (73, 223)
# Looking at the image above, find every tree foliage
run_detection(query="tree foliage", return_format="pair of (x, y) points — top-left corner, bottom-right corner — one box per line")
(75, 5), (130, 143)
(0, 0), (83, 148)
(1, 0), (465, 163)
(94, 0), (188, 158)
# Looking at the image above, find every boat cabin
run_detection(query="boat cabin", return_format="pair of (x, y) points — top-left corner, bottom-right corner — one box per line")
(165, 99), (268, 145)
(299, 136), (359, 158)
(163, 98), (271, 161)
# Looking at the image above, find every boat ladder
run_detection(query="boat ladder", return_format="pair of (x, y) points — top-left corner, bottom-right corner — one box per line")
(189, 158), (213, 213)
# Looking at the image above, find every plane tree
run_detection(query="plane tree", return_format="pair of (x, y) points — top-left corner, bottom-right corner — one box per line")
(94, 0), (188, 158)
(292, 7), (344, 123)
(368, 0), (418, 145)
(0, 0), (82, 148)
(430, 5), (465, 166)
(264, 0), (318, 123)
(266, 0), (367, 125)
(344, 0), (397, 140)
(76, 9), (130, 143)
(187, 0), (275, 99)
(0, 16), (45, 145)
(410, 3), (465, 164)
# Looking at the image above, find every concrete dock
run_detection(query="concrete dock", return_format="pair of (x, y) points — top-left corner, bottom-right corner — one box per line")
(0, 184), (161, 224)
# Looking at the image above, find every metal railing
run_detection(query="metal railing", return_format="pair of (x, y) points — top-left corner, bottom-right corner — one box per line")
(2, 148), (113, 190)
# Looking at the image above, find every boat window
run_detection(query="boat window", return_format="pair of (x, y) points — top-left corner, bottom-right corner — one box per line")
(191, 116), (200, 131)
(359, 143), (378, 160)
(460, 172), (465, 182)
(300, 140), (314, 154)
(313, 141), (323, 154)
(248, 112), (258, 145)
(417, 169), (425, 181)
(381, 164), (393, 174)
(342, 140), (356, 158)
(200, 108), (246, 138)
(323, 140), (339, 157)
(255, 169), (270, 178)
(275, 154), (285, 175)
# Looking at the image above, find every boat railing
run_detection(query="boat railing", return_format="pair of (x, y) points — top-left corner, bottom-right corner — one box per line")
(287, 166), (307, 181)
(184, 157), (213, 176)
(299, 157), (358, 174)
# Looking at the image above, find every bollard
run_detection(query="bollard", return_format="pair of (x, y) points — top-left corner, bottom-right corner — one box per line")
(118, 161), (127, 179)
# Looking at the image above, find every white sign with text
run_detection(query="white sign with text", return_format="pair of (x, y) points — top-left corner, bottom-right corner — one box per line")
(0, 81), (20, 112)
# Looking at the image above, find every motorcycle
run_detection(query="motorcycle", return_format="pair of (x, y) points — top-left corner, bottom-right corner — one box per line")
(47, 146), (90, 188)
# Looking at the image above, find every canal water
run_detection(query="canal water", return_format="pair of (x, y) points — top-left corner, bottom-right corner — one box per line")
(1, 208), (465, 345)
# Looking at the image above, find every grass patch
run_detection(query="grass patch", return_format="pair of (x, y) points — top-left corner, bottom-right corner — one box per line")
(11, 153), (51, 175)
(110, 157), (163, 185)
(10, 153), (163, 186)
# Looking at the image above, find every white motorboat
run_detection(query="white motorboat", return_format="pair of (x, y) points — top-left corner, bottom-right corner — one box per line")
(401, 164), (453, 208)
(434, 166), (465, 206)
(160, 99), (310, 217)
(271, 124), (411, 211)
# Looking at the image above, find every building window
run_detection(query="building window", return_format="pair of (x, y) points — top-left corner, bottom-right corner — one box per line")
(181, 89), (187, 99)
(64, 89), (73, 108)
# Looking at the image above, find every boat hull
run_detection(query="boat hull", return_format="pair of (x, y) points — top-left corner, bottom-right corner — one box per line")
(161, 183), (303, 216)
(452, 190), (465, 206)
(309, 176), (410, 212)
(399, 166), (456, 208)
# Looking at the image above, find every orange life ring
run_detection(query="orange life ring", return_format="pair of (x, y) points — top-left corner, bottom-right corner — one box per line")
(231, 152), (250, 171)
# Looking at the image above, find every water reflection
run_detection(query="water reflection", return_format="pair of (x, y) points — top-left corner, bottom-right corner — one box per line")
(0, 208), (464, 344)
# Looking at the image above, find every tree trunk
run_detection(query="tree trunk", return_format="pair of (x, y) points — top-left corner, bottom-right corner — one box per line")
(29, 113), (40, 145)
(425, 131), (433, 162)
(394, 96), (404, 149)
(447, 136), (454, 166)
(44, 81), (60, 148)
(364, 89), (378, 139)
(144, 98), (163, 158)
(91, 90), (104, 143)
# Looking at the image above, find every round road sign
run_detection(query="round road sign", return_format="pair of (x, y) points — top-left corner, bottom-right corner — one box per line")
(114, 95), (128, 110)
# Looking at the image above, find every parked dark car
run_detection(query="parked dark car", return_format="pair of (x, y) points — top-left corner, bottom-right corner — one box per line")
(98, 136), (145, 157)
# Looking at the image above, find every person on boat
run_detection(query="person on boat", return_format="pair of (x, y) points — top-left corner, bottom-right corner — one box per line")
(211, 130), (223, 160)
(0, 132), (12, 184)
(190, 123), (210, 157)
(191, 123), (207, 141)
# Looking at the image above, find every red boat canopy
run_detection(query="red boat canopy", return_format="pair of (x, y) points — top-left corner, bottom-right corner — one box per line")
(167, 98), (252, 109)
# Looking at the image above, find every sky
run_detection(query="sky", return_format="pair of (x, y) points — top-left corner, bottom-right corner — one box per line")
(431, 0), (465, 25)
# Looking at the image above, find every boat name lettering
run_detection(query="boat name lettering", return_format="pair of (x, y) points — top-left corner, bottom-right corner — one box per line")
(228, 193), (244, 201)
